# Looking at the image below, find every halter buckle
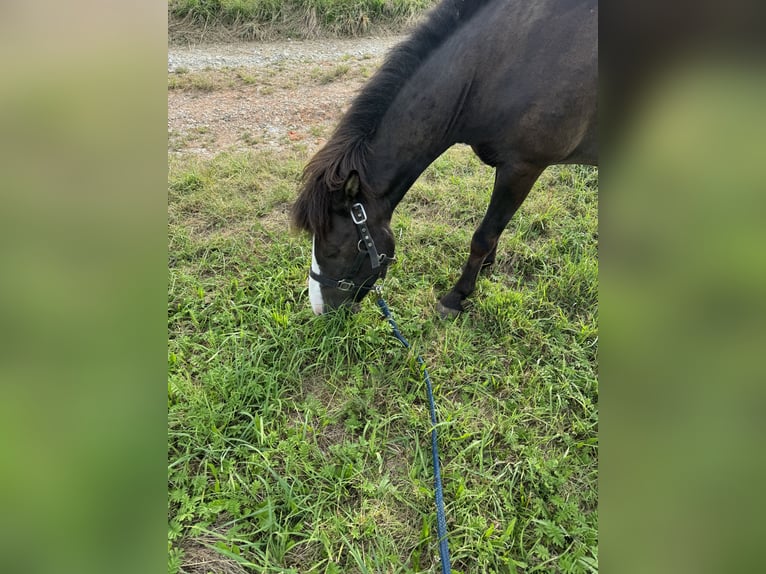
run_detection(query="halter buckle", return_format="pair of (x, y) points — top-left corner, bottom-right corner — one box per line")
(350, 203), (367, 225)
(337, 279), (354, 292)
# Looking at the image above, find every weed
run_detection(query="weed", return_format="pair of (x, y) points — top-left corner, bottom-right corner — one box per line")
(240, 132), (263, 147)
(168, 70), (227, 92)
(235, 70), (259, 85)
(310, 125), (327, 138)
(310, 63), (352, 85)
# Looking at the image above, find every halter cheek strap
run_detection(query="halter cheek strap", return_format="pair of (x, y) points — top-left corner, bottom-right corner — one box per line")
(351, 203), (380, 272)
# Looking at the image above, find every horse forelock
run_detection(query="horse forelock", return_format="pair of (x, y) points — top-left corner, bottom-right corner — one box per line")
(291, 137), (370, 239)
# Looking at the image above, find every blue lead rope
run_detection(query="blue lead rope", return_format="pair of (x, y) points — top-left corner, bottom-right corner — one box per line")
(375, 292), (452, 574)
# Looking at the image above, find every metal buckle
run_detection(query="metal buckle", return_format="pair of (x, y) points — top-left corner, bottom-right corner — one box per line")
(337, 279), (354, 291)
(350, 203), (367, 225)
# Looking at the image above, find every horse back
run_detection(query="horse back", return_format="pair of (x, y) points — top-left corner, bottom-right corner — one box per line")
(452, 0), (598, 165)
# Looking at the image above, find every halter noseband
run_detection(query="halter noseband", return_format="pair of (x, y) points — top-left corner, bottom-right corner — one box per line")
(309, 202), (393, 294)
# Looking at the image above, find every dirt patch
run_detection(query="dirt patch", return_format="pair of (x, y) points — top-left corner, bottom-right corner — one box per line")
(169, 68), (361, 156)
(168, 37), (402, 157)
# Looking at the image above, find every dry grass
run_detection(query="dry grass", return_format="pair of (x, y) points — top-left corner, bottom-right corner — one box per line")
(180, 536), (248, 574)
(168, 0), (433, 44)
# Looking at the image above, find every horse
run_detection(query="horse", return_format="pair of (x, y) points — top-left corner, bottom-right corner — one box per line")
(291, 0), (597, 316)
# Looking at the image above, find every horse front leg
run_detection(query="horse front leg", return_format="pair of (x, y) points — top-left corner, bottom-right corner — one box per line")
(438, 162), (543, 318)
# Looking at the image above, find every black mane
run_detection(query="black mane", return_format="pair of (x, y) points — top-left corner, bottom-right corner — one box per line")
(291, 0), (495, 237)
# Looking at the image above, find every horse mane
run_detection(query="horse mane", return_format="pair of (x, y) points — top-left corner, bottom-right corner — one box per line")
(291, 0), (494, 237)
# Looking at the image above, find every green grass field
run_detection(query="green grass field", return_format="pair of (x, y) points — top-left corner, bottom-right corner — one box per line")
(168, 144), (598, 572)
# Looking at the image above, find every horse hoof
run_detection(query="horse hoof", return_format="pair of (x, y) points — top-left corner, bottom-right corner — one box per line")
(436, 301), (461, 320)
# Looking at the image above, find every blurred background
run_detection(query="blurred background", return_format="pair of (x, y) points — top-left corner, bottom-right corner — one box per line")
(601, 1), (766, 572)
(0, 2), (166, 573)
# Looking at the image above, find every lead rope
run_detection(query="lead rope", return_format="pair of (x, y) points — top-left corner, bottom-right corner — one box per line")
(374, 287), (452, 574)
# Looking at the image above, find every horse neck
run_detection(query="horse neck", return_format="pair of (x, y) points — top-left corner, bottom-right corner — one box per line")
(363, 76), (462, 211)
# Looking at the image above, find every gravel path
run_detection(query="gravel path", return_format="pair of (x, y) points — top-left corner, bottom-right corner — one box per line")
(168, 36), (402, 72)
(168, 37), (402, 156)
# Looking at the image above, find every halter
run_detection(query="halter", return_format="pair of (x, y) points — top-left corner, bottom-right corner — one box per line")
(309, 203), (393, 294)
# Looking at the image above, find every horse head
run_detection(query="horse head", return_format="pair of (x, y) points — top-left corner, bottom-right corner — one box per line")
(300, 171), (395, 314)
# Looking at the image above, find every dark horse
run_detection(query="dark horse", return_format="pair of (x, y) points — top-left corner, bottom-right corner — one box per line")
(292, 0), (597, 315)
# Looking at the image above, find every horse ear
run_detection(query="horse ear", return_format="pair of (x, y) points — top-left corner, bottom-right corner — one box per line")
(343, 171), (360, 198)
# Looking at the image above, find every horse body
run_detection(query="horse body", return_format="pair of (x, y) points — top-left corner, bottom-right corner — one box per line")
(292, 0), (598, 314)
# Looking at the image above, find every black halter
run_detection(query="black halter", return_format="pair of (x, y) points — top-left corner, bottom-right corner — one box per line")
(309, 203), (393, 294)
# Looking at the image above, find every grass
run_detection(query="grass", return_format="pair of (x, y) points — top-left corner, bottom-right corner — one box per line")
(311, 64), (351, 84)
(168, 62), (371, 93)
(168, 145), (598, 573)
(168, 0), (436, 41)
